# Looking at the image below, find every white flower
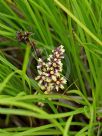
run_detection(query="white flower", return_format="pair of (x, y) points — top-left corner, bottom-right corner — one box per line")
(35, 45), (67, 94)
(55, 76), (67, 91)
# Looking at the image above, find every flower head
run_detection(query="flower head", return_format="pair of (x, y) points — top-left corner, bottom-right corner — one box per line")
(35, 45), (67, 94)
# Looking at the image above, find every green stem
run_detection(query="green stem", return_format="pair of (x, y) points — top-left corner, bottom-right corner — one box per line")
(22, 43), (31, 93)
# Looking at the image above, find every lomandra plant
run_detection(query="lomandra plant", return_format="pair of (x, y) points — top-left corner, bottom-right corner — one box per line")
(0, 0), (102, 136)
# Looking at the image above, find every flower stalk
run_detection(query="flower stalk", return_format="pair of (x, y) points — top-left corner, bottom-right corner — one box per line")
(35, 45), (67, 94)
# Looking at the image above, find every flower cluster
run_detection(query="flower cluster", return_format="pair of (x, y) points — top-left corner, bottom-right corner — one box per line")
(35, 45), (67, 94)
(17, 31), (32, 43)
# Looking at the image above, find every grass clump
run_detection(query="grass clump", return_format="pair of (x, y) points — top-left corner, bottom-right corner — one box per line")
(0, 0), (102, 135)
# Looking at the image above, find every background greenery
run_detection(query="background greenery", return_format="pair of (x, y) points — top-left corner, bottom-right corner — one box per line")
(0, 0), (102, 135)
